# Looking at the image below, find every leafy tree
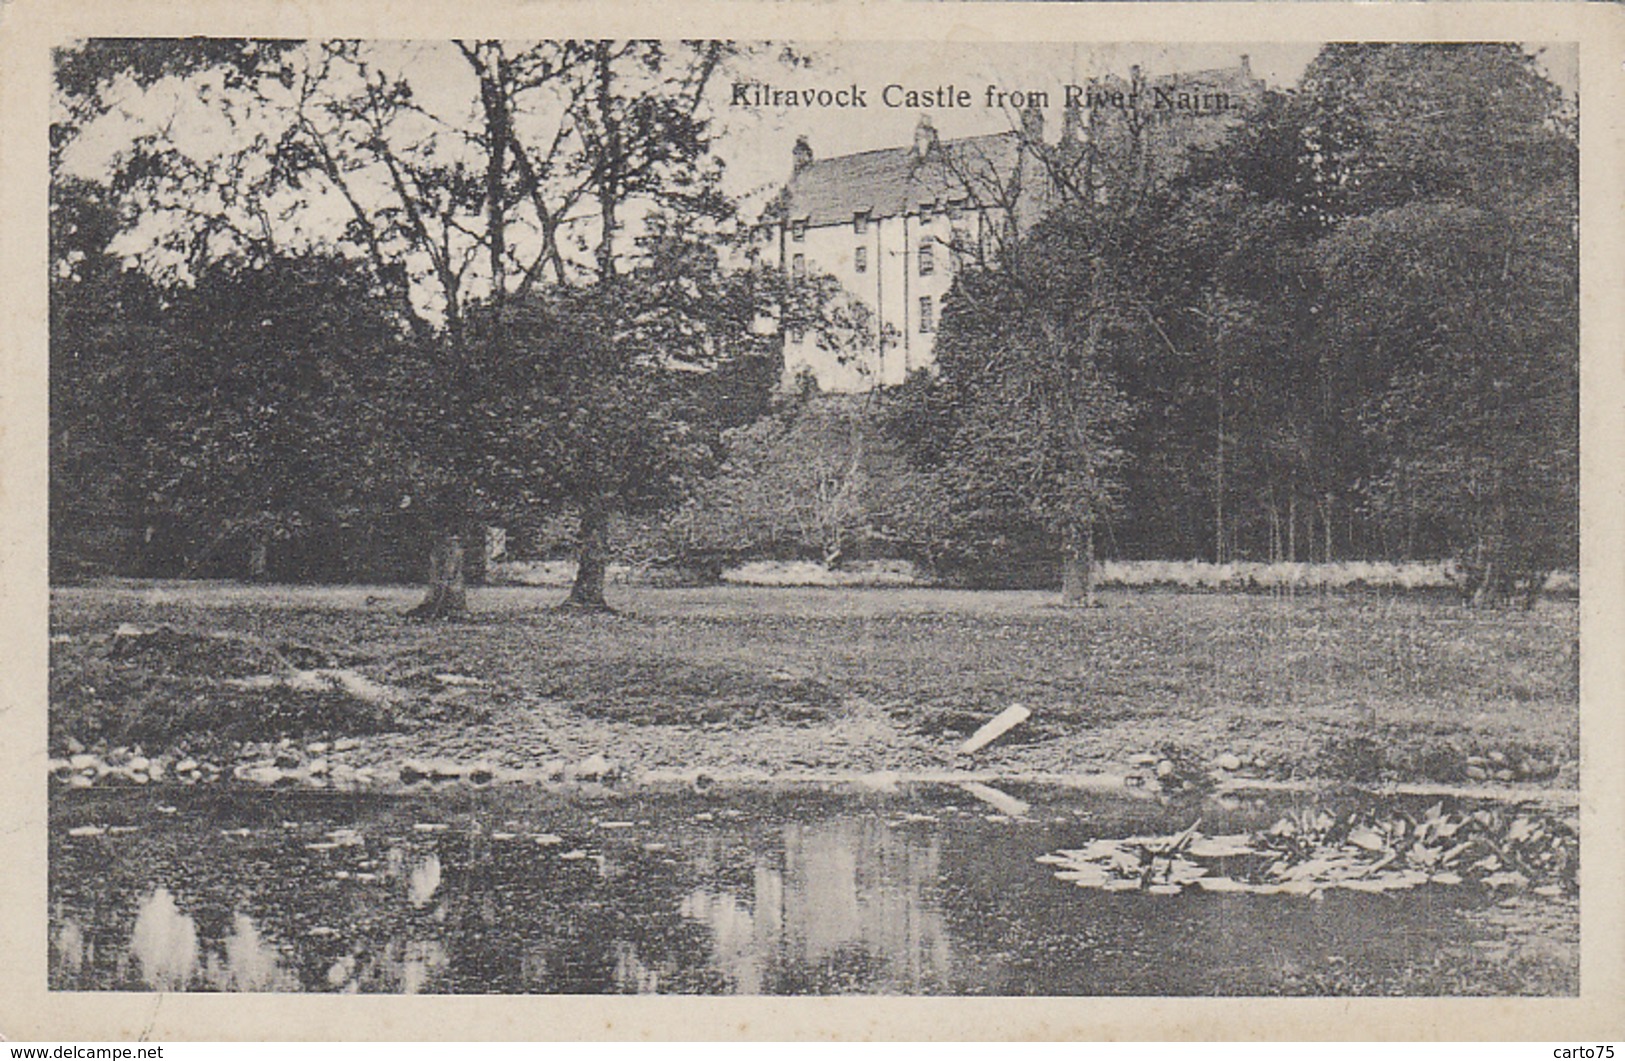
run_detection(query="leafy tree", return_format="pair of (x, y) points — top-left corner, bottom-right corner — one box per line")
(537, 40), (736, 608)
(897, 87), (1187, 602)
(900, 211), (1138, 604)
(51, 39), (300, 174)
(50, 177), (167, 576)
(1114, 44), (1576, 593)
(1299, 44), (1578, 602)
(468, 222), (783, 609)
(53, 235), (421, 580)
(1131, 154), (1318, 564)
(1317, 197), (1576, 604)
(1297, 44), (1576, 222)
(667, 388), (952, 571)
(52, 39), (777, 614)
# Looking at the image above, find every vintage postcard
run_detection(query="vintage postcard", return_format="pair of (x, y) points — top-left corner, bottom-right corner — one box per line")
(2, 0), (1622, 1042)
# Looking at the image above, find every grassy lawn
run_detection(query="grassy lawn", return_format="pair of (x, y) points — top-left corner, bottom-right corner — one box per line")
(49, 581), (1580, 784)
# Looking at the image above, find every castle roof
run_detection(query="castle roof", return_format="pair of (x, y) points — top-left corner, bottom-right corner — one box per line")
(784, 130), (1023, 227)
(781, 59), (1261, 229)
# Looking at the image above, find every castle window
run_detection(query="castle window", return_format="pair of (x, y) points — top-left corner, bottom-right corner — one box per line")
(854, 246), (867, 273)
(919, 202), (934, 225)
(854, 211), (869, 235)
(918, 243), (934, 276)
(791, 220), (807, 242)
(788, 324), (805, 343)
(919, 296), (934, 333)
(792, 253), (806, 280)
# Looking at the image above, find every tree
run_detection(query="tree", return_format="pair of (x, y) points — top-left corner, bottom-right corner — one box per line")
(1104, 44), (1576, 588)
(1317, 198), (1576, 604)
(1299, 45), (1578, 602)
(50, 177), (167, 577)
(52, 230), (422, 581)
(538, 41), (736, 608)
(54, 40), (491, 601)
(899, 212), (1137, 604)
(470, 221), (783, 609)
(1130, 144), (1318, 564)
(52, 39), (768, 614)
(895, 91), (1180, 602)
(667, 386), (952, 571)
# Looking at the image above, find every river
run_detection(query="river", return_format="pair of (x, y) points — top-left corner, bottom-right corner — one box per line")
(49, 782), (1578, 995)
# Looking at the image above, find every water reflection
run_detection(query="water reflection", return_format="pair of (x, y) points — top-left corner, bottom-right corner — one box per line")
(47, 786), (1578, 995)
(215, 912), (294, 991)
(611, 939), (662, 994)
(706, 819), (946, 992)
(407, 854), (442, 908)
(400, 939), (450, 994)
(679, 888), (763, 992)
(619, 818), (951, 993)
(86, 891), (303, 992)
(51, 912), (85, 980)
(127, 887), (198, 990)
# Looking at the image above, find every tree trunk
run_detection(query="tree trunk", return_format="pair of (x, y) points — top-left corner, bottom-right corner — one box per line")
(1267, 491), (1281, 564)
(1215, 374), (1226, 565)
(564, 499), (612, 611)
(462, 518), (488, 586)
(478, 53), (509, 306)
(1287, 490), (1297, 564)
(248, 537), (269, 581)
(1321, 492), (1334, 564)
(594, 43), (621, 287)
(1060, 521), (1098, 607)
(408, 531), (468, 619)
(1464, 502), (1529, 609)
(1470, 557), (1499, 609)
(1405, 473), (1416, 561)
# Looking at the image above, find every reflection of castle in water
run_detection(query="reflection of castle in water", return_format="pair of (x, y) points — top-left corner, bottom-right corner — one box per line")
(55, 820), (953, 994)
(52, 839), (455, 994)
(624, 818), (953, 994)
(51, 787), (1563, 995)
(53, 887), (302, 992)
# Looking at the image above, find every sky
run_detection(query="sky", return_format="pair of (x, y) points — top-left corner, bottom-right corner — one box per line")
(65, 37), (1580, 195)
(58, 39), (1579, 299)
(709, 40), (1577, 212)
(712, 42), (1323, 206)
(63, 42), (1331, 213)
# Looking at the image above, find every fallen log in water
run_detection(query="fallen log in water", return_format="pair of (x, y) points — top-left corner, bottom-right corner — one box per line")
(958, 780), (1030, 817)
(956, 704), (1031, 755)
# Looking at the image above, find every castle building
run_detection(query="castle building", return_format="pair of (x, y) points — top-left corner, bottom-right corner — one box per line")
(763, 57), (1263, 392)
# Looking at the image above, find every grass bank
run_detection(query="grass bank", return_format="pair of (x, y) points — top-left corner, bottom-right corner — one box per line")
(48, 581), (1579, 787)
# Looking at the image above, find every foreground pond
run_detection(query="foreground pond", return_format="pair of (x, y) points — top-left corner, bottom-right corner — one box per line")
(49, 783), (1577, 995)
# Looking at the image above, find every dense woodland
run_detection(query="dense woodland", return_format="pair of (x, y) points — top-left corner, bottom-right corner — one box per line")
(50, 43), (1577, 608)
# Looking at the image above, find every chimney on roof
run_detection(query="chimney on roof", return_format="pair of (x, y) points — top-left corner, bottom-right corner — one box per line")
(1021, 100), (1044, 143)
(1062, 101), (1083, 143)
(912, 114), (939, 158)
(792, 135), (813, 174)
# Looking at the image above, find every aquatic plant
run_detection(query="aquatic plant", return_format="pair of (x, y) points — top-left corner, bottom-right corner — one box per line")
(1039, 800), (1577, 897)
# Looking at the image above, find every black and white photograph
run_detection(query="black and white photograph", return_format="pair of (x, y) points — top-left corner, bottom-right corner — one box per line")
(7, 3), (1622, 1036)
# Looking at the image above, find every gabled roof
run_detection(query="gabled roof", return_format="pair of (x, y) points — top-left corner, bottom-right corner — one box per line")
(1090, 62), (1263, 95)
(780, 61), (1261, 229)
(784, 131), (1025, 228)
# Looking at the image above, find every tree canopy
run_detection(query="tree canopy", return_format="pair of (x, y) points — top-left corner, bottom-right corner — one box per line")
(51, 41), (1579, 607)
(894, 43), (1575, 603)
(52, 39), (802, 609)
